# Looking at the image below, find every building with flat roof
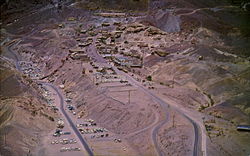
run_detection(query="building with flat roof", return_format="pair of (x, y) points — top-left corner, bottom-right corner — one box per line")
(237, 125), (250, 131)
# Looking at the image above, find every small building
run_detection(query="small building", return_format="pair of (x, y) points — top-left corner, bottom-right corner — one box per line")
(78, 42), (91, 47)
(113, 56), (129, 65)
(69, 48), (85, 53)
(237, 125), (250, 131)
(70, 53), (90, 61)
(102, 54), (113, 59)
(130, 64), (143, 68)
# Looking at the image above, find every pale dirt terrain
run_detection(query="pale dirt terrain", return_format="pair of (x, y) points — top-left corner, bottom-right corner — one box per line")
(157, 110), (194, 156)
(0, 58), (57, 156)
(1, 0), (250, 156)
(35, 85), (88, 156)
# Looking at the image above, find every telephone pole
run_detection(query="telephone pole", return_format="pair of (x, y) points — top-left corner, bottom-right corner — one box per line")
(172, 76), (175, 88)
(172, 113), (175, 128)
(128, 90), (131, 104)
(4, 132), (6, 146)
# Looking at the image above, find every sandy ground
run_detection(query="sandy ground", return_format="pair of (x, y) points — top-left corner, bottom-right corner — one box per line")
(1, 1), (250, 155)
(35, 85), (88, 156)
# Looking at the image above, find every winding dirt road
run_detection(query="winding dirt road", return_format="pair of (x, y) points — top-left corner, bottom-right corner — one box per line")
(42, 83), (94, 156)
(4, 40), (94, 156)
(114, 67), (201, 156)
(1, 4), (215, 155)
(88, 36), (203, 156)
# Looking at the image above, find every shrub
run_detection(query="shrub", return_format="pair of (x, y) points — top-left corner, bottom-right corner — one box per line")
(146, 75), (152, 81)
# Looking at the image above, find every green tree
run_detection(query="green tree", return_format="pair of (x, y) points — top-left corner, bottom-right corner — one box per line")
(146, 75), (152, 81)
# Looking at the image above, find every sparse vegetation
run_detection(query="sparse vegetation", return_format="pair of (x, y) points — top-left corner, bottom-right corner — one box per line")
(1, 0), (250, 155)
(154, 50), (169, 57)
(48, 116), (55, 121)
(203, 92), (215, 106)
(198, 105), (209, 111)
(146, 75), (152, 81)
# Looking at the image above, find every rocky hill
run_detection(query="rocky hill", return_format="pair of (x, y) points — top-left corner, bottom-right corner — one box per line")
(0, 58), (57, 156)
(0, 0), (249, 155)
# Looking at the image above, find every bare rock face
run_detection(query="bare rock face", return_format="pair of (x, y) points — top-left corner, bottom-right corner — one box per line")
(145, 9), (181, 33)
(1, 0), (53, 24)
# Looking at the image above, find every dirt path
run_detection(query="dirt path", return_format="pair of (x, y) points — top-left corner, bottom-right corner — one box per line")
(88, 40), (202, 155)
(42, 83), (94, 156)
(113, 68), (201, 156)
(4, 39), (94, 156)
(176, 5), (237, 16)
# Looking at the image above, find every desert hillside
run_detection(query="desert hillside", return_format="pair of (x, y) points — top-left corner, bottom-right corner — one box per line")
(1, 0), (250, 156)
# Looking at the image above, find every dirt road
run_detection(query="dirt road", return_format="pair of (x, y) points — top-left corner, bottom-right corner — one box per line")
(89, 37), (203, 156)
(5, 40), (94, 156)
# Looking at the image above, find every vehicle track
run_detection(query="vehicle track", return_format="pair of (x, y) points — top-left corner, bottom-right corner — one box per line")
(5, 40), (94, 156)
(89, 37), (201, 156)
(114, 68), (201, 156)
(3, 6), (207, 154)
(42, 83), (94, 156)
